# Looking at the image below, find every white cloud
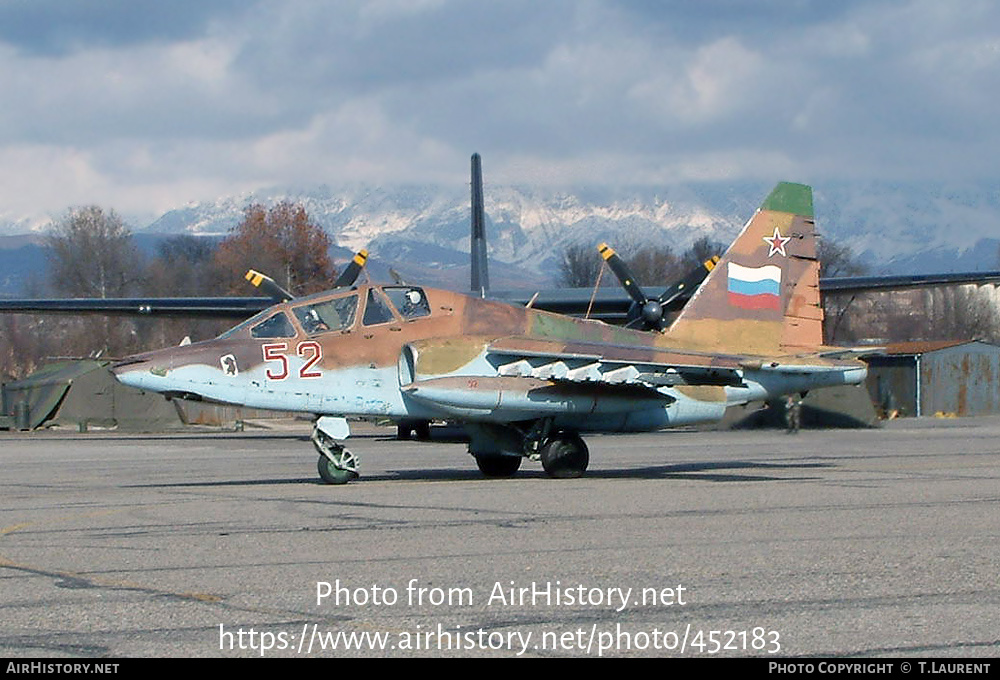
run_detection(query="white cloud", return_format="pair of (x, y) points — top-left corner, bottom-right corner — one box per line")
(357, 0), (449, 26)
(0, 145), (105, 220)
(627, 37), (763, 126)
(0, 0), (999, 224)
(244, 101), (463, 186)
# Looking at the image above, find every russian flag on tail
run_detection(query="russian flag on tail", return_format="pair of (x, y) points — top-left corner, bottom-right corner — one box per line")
(727, 262), (781, 310)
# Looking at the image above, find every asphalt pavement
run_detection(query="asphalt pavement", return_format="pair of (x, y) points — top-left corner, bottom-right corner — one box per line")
(1, 418), (998, 658)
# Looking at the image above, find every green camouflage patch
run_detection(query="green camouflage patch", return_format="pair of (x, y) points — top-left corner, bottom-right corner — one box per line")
(761, 182), (813, 218)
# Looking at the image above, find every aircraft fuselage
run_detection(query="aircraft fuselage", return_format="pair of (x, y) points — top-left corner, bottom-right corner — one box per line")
(113, 283), (864, 433)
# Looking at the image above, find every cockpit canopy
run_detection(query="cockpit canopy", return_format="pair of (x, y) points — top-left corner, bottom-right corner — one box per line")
(217, 285), (431, 340)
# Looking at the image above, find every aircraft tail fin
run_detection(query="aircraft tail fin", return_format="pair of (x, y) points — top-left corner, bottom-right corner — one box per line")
(665, 182), (823, 356)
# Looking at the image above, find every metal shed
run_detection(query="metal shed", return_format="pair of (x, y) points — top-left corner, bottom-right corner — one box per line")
(864, 340), (1000, 417)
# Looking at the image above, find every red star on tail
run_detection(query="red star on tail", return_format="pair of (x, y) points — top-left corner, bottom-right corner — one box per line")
(763, 227), (790, 257)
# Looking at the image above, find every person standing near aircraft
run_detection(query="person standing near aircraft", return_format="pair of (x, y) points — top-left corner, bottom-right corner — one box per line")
(785, 393), (803, 433)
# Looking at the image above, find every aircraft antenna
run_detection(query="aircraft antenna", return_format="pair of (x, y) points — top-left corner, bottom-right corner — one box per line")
(586, 261), (605, 320)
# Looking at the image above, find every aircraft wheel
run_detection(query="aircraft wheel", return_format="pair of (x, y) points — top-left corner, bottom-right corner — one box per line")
(540, 434), (589, 479)
(399, 419), (432, 440)
(475, 455), (522, 478)
(317, 450), (359, 485)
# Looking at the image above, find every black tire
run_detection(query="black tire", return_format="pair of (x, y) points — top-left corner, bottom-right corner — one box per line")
(317, 454), (358, 485)
(475, 455), (522, 478)
(540, 434), (589, 479)
(397, 419), (431, 440)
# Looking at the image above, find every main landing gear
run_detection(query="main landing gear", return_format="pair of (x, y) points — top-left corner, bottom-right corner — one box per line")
(396, 418), (432, 440)
(474, 454), (522, 478)
(467, 420), (590, 480)
(538, 432), (589, 479)
(309, 416), (591, 484)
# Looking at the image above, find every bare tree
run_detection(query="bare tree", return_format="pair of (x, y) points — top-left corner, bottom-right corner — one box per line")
(819, 237), (870, 343)
(626, 246), (683, 286)
(42, 207), (147, 358)
(824, 283), (1000, 345)
(558, 243), (685, 289)
(684, 236), (725, 265)
(46, 206), (143, 298)
(143, 235), (228, 346)
(145, 235), (219, 297)
(0, 315), (37, 380)
(558, 243), (604, 287)
(930, 285), (1000, 343)
(818, 238), (868, 279)
(214, 202), (337, 296)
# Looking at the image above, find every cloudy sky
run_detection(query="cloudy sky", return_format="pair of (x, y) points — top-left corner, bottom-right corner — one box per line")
(0, 0), (997, 222)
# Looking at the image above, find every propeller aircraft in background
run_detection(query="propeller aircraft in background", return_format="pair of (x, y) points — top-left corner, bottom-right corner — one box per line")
(109, 181), (867, 484)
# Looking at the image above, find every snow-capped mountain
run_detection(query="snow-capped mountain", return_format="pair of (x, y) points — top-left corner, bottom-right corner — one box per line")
(2, 180), (1000, 297)
(135, 181), (772, 281)
(135, 180), (1000, 277)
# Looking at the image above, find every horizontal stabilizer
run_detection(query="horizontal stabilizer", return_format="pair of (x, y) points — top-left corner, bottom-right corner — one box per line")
(818, 346), (884, 359)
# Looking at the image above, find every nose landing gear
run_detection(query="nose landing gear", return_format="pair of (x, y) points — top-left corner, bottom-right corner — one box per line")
(312, 416), (358, 484)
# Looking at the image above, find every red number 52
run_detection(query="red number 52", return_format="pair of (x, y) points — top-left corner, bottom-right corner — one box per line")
(262, 342), (324, 380)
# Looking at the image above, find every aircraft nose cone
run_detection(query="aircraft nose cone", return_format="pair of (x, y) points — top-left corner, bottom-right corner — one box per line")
(111, 356), (147, 374)
(110, 356), (153, 390)
(110, 347), (175, 390)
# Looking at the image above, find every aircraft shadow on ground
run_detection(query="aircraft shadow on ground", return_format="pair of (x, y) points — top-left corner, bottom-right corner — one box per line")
(126, 460), (834, 488)
(364, 460), (836, 483)
(583, 460), (835, 482)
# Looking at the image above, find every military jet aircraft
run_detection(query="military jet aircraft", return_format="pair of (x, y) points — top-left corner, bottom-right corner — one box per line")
(110, 181), (867, 484)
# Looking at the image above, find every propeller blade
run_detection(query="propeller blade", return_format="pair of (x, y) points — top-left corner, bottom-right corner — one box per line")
(656, 255), (719, 307)
(599, 245), (720, 331)
(599, 242), (669, 330)
(244, 270), (294, 303)
(334, 249), (369, 288)
(597, 243), (648, 307)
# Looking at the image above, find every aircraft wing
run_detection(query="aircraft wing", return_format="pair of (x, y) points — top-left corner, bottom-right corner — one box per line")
(6, 269), (995, 324)
(0, 297), (271, 318)
(0, 283), (691, 323)
(483, 336), (747, 387)
(402, 333), (864, 422)
(405, 335), (749, 391)
(0, 289), (678, 323)
(401, 334), (732, 419)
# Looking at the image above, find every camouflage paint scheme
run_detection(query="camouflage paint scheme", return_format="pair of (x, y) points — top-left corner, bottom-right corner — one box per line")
(113, 183), (866, 481)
